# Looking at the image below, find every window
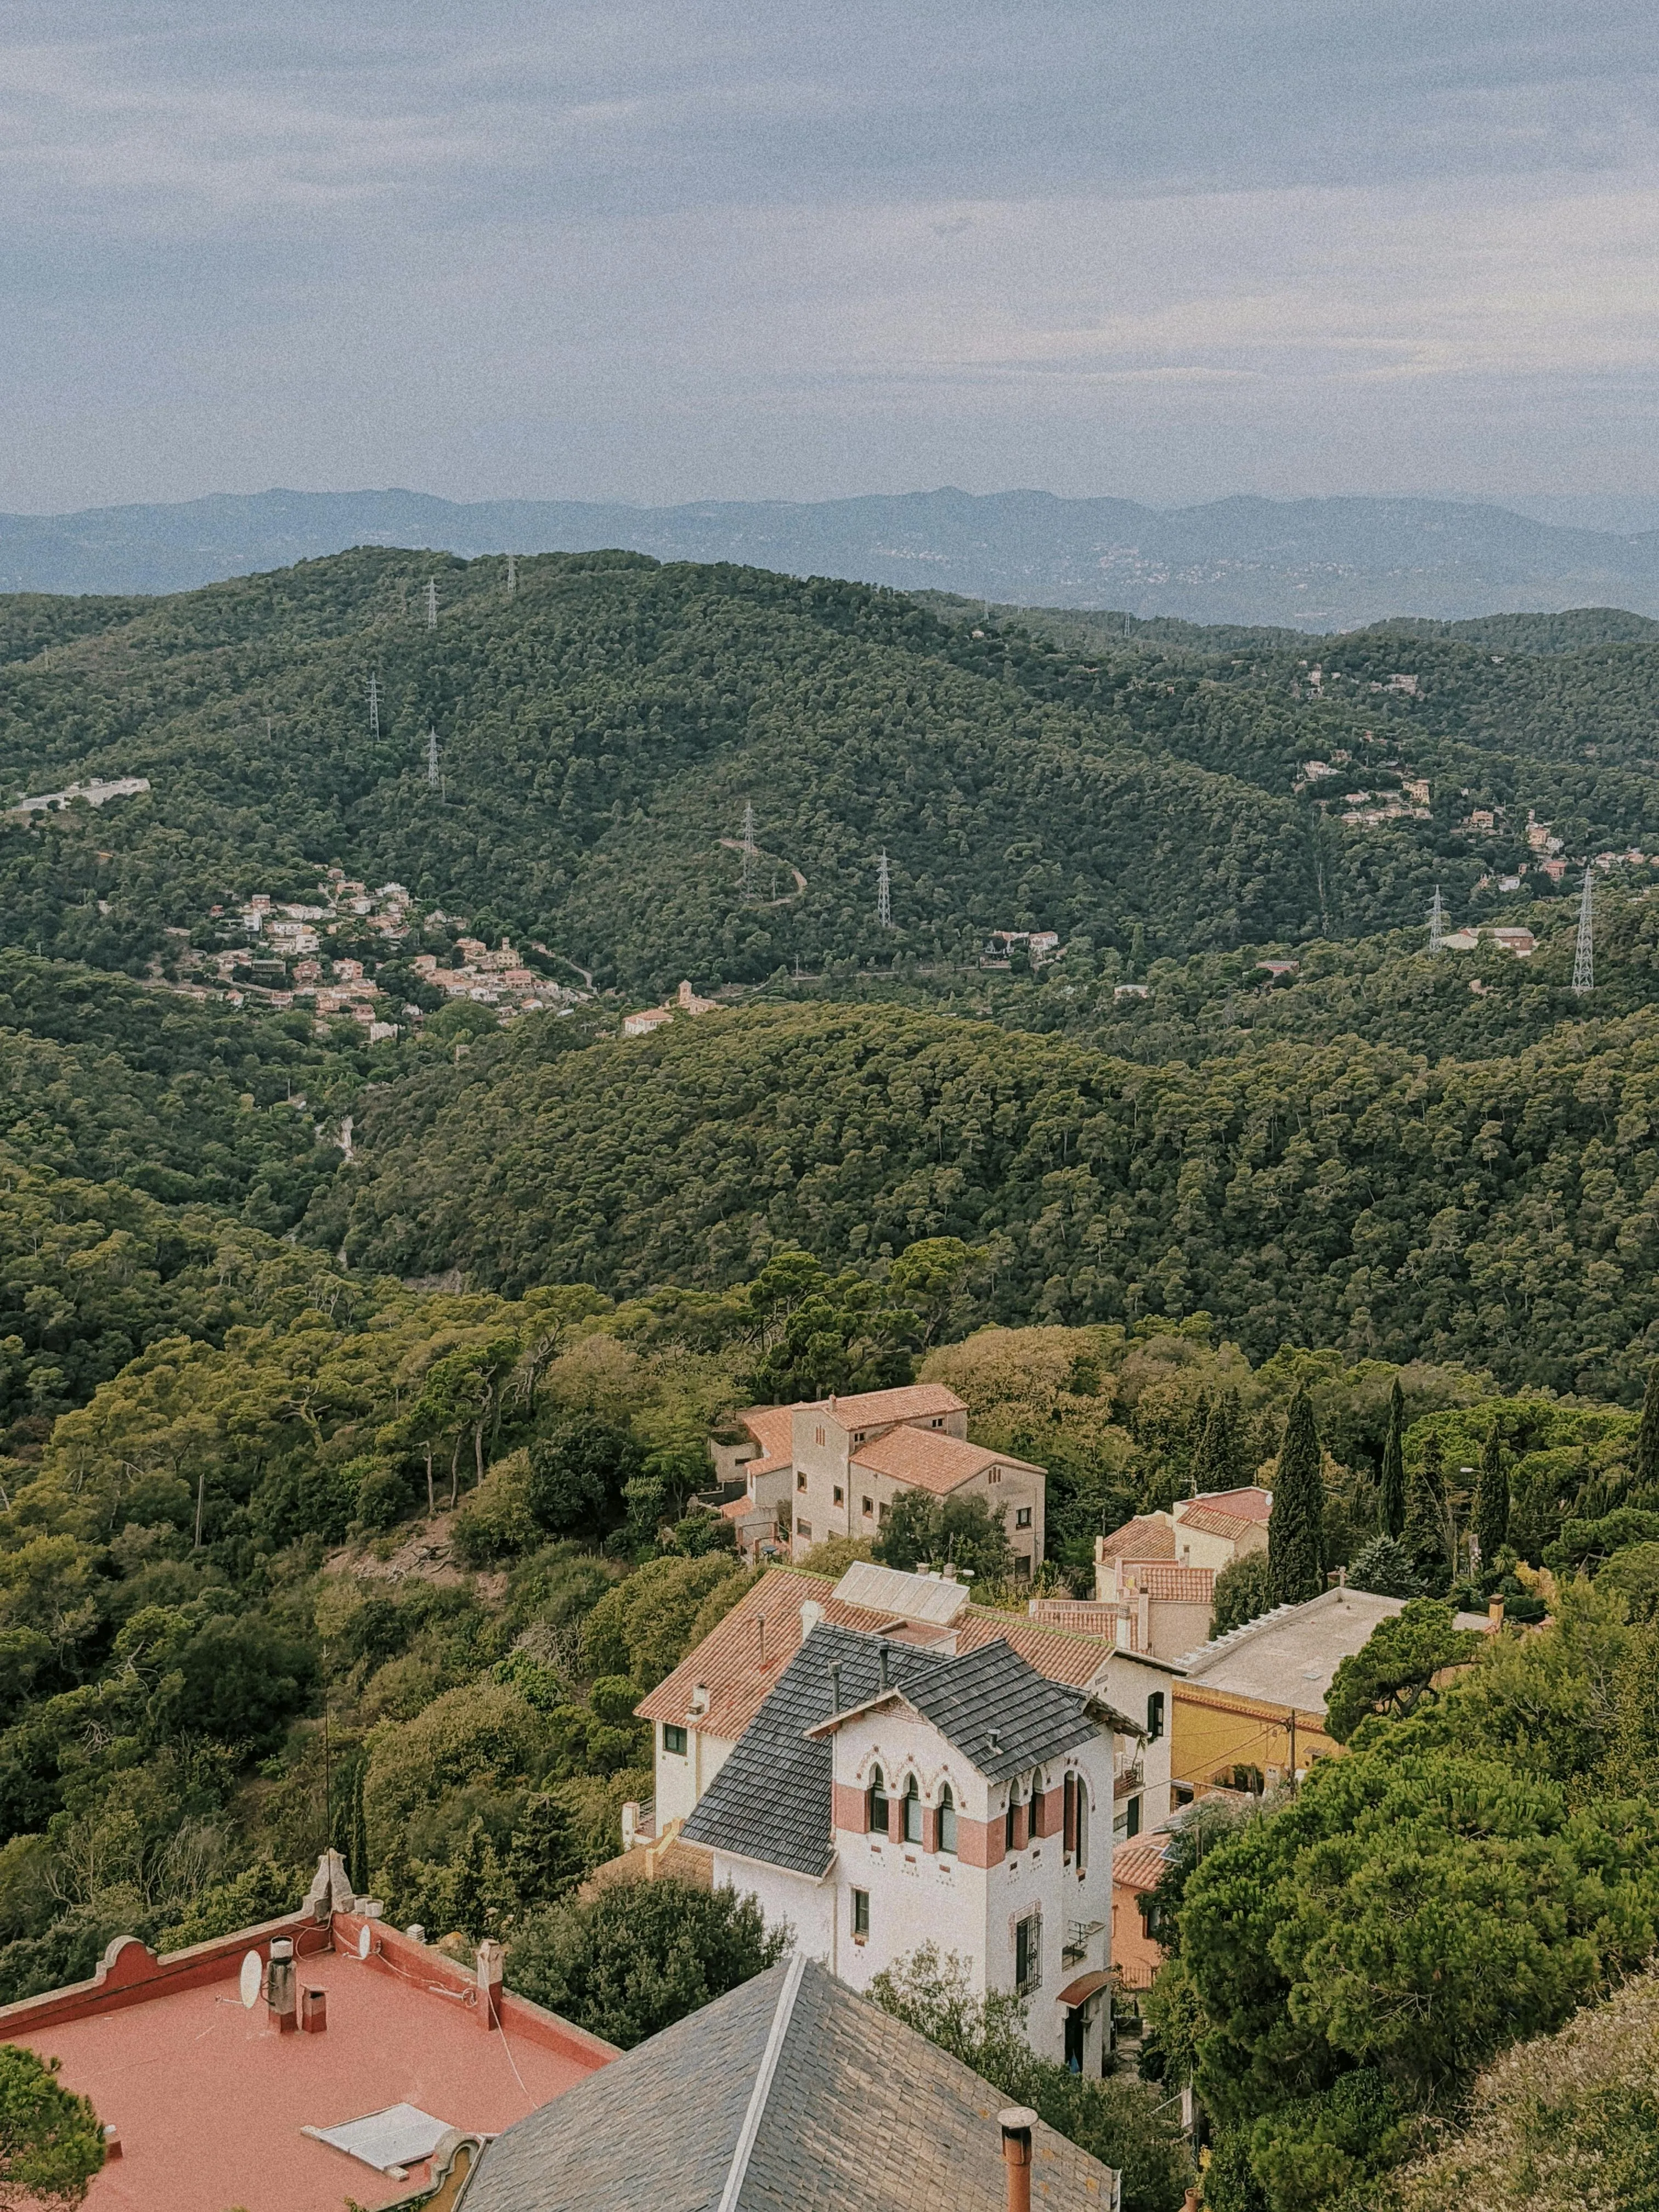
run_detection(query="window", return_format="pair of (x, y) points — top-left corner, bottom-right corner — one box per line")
(833, 1485), (844, 1506)
(1027, 1774), (1045, 1839)
(988, 1466), (1001, 1483)
(796, 1471), (808, 1492)
(1015, 1506), (1032, 1529)
(1115, 1795), (1142, 1842)
(1146, 1691), (1165, 1742)
(861, 1496), (874, 1518)
(938, 1784), (957, 1855)
(1005, 1788), (1021, 1853)
(878, 1501), (890, 1523)
(868, 1765), (889, 1837)
(902, 1775), (923, 1843)
(931, 1417), (943, 1427)
(1063, 1771), (1076, 1859)
(1075, 1780), (1089, 1876)
(795, 1519), (812, 1541)
(815, 1425), (825, 1446)
(852, 1888), (870, 1940)
(1014, 1911), (1042, 1994)
(663, 1724), (687, 1756)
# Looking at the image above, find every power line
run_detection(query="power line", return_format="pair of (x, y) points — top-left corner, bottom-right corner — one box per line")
(1427, 883), (1445, 952)
(1572, 865), (1595, 994)
(877, 849), (892, 929)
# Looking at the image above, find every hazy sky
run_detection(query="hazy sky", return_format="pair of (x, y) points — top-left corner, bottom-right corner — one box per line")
(4, 1), (1659, 511)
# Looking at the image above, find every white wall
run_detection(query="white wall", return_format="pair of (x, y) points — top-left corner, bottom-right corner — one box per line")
(653, 1722), (735, 1829)
(711, 1852), (834, 1962)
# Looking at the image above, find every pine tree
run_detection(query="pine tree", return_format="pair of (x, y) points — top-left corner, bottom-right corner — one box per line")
(1474, 1426), (1510, 1568)
(1405, 1432), (1449, 1568)
(1268, 1385), (1324, 1605)
(1379, 1377), (1407, 1539)
(1638, 1361), (1659, 1503)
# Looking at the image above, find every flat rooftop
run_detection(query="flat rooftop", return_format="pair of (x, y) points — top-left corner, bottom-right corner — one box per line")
(4, 1903), (611, 2212)
(1180, 1586), (1491, 1714)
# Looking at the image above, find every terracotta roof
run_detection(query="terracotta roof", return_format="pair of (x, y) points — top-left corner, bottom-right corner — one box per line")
(1116, 1565), (1216, 1603)
(737, 1404), (799, 1465)
(1112, 1838), (1173, 1895)
(636, 1568), (1115, 1738)
(1098, 1514), (1177, 1562)
(1177, 1486), (1273, 1525)
(824, 1382), (966, 1430)
(851, 1425), (1040, 1497)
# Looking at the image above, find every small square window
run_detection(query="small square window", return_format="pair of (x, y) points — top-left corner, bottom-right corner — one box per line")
(852, 1888), (870, 1940)
(796, 1471), (807, 1492)
(833, 1485), (844, 1505)
(796, 1519), (812, 1541)
(1015, 1506), (1032, 1528)
(861, 1496), (874, 1517)
(663, 1724), (687, 1756)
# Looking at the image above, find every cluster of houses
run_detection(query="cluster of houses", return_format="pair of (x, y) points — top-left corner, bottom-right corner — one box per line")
(621, 978), (721, 1037)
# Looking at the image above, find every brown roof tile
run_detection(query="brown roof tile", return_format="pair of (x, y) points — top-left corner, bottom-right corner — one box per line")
(1178, 1485), (1273, 1525)
(826, 1381), (966, 1429)
(1098, 1514), (1177, 1562)
(851, 1425), (1042, 1496)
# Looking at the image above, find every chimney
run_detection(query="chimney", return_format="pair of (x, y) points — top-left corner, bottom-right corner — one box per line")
(690, 1681), (709, 1717)
(1137, 1590), (1151, 1652)
(828, 1661), (842, 1714)
(476, 1939), (504, 2030)
(800, 1598), (825, 1638)
(300, 1986), (328, 2034)
(758, 1614), (767, 1664)
(101, 2126), (122, 2163)
(998, 2107), (1037, 2212)
(941, 1562), (958, 1582)
(878, 1640), (891, 1690)
(266, 1938), (298, 2034)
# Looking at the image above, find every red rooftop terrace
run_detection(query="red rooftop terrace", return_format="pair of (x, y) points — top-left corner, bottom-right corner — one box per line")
(0, 1853), (614, 2212)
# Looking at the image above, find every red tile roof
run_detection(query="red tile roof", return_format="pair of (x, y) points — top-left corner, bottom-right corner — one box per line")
(824, 1383), (966, 1429)
(1115, 1565), (1216, 1604)
(1098, 1514), (1177, 1563)
(736, 1404), (797, 1469)
(851, 1426), (1040, 1497)
(636, 1567), (1114, 1739)
(1178, 1486), (1273, 1525)
(1112, 1838), (1174, 1895)
(2, 1908), (612, 2212)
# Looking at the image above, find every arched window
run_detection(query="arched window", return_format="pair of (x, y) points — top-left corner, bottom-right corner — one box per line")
(1075, 1778), (1090, 1876)
(868, 1765), (889, 1836)
(1005, 1785), (1020, 1853)
(1028, 1770), (1046, 1838)
(902, 1774), (923, 1843)
(1063, 1771), (1077, 1860)
(938, 1783), (957, 1855)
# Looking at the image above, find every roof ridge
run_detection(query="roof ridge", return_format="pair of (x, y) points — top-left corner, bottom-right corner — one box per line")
(716, 1951), (808, 2212)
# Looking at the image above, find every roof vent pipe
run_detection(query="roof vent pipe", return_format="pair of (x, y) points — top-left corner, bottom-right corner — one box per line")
(828, 1662), (842, 1714)
(999, 2106), (1037, 2212)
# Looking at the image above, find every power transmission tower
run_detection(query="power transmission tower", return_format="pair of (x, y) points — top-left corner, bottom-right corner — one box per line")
(426, 729), (440, 788)
(368, 673), (380, 741)
(877, 849), (892, 928)
(740, 801), (758, 904)
(1428, 883), (1445, 952)
(1572, 866), (1595, 994)
(425, 578), (438, 629)
(506, 553), (517, 597)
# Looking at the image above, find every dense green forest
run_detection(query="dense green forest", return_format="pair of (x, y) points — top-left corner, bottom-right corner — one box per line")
(6, 554), (1659, 2204)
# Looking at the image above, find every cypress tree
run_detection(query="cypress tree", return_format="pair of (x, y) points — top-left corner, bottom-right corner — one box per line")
(1192, 1389), (1246, 1496)
(1379, 1377), (1407, 1539)
(1474, 1426), (1510, 1568)
(1268, 1385), (1325, 1605)
(1638, 1361), (1659, 1502)
(1405, 1432), (1448, 1568)
(349, 1761), (370, 1902)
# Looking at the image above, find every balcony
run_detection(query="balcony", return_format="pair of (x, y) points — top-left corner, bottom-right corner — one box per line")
(1062, 1918), (1105, 1967)
(1113, 1755), (1144, 1802)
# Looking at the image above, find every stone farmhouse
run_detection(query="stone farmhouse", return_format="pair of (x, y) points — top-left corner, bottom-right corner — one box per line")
(708, 1383), (1047, 1578)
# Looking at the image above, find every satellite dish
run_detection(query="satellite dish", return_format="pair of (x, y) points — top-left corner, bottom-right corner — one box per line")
(239, 1952), (262, 2010)
(357, 1924), (372, 1961)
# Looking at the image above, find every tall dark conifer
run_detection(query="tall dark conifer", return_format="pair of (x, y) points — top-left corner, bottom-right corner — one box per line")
(1474, 1427), (1510, 1567)
(1637, 1361), (1659, 1503)
(1379, 1377), (1407, 1538)
(1405, 1432), (1449, 1567)
(1268, 1385), (1325, 1605)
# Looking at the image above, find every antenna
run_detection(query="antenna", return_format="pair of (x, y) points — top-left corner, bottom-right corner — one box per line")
(426, 729), (440, 788)
(740, 800), (758, 904)
(1572, 865), (1595, 994)
(877, 849), (892, 928)
(368, 673), (379, 742)
(506, 552), (517, 597)
(425, 578), (437, 629)
(1428, 883), (1445, 952)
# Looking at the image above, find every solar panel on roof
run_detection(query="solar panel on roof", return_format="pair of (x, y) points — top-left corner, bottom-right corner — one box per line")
(833, 1561), (971, 1626)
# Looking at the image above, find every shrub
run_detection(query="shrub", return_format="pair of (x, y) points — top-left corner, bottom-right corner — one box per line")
(354, 1461), (414, 1532)
(1346, 1536), (1425, 1600)
(452, 1449), (539, 1566)
(364, 1680), (546, 1841)
(1210, 1553), (1276, 1639)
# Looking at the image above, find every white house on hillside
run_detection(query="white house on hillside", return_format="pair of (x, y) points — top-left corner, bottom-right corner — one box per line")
(680, 1618), (1125, 2073)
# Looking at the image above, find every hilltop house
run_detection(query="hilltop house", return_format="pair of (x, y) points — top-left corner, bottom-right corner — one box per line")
(709, 1383), (1047, 1577)
(678, 1619), (1124, 2073)
(1070, 1488), (1273, 1660)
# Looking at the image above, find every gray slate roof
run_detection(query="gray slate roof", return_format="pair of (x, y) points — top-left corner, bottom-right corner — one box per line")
(464, 1956), (1121, 2212)
(681, 1623), (1098, 1876)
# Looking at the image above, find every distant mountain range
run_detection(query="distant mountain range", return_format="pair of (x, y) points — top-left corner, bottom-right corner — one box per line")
(8, 487), (1659, 628)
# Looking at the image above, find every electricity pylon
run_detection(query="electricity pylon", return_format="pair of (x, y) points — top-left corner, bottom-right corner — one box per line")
(425, 578), (437, 629)
(877, 850), (892, 928)
(426, 729), (440, 787)
(1428, 884), (1445, 952)
(740, 802), (758, 904)
(1572, 866), (1595, 994)
(368, 673), (380, 741)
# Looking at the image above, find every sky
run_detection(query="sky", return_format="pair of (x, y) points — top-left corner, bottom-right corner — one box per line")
(4, 1), (1659, 512)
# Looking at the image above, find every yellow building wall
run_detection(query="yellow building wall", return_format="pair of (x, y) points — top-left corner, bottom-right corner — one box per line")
(1171, 1685), (1339, 1793)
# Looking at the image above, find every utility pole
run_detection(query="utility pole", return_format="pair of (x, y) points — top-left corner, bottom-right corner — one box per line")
(877, 849), (892, 929)
(1573, 865), (1595, 994)
(426, 729), (440, 788)
(506, 552), (517, 597)
(1428, 883), (1445, 952)
(368, 673), (380, 741)
(740, 801), (758, 904)
(426, 578), (438, 629)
